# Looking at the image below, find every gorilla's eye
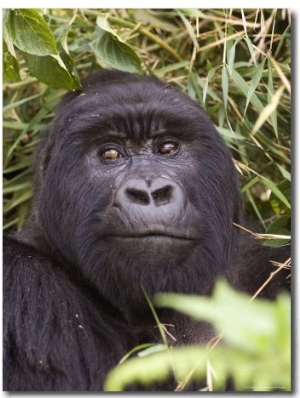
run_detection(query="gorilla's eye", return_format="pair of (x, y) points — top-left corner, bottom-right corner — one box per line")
(158, 141), (179, 155)
(100, 148), (122, 160)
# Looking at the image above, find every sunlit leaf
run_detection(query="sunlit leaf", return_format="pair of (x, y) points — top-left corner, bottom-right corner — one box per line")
(23, 52), (81, 90)
(4, 9), (58, 56)
(89, 17), (141, 74)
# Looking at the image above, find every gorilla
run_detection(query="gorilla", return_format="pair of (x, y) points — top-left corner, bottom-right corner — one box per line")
(3, 70), (290, 391)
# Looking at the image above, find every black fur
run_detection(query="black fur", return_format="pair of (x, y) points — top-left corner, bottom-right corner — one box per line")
(3, 70), (290, 391)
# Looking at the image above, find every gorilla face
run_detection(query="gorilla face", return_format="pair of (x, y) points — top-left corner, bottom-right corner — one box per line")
(35, 71), (242, 311)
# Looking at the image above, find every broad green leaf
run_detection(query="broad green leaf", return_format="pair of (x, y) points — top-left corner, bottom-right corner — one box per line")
(3, 40), (21, 81)
(58, 47), (81, 86)
(90, 18), (141, 74)
(53, 24), (72, 54)
(105, 343), (290, 392)
(53, 24), (81, 88)
(104, 346), (208, 391)
(156, 281), (277, 352)
(23, 52), (81, 90)
(105, 283), (291, 392)
(4, 9), (58, 56)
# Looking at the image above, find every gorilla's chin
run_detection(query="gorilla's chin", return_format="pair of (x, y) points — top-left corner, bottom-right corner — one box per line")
(103, 235), (198, 266)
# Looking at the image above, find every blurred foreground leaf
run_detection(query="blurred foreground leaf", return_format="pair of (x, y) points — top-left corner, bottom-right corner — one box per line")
(104, 281), (290, 392)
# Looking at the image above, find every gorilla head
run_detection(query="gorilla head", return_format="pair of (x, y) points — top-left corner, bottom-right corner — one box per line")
(33, 70), (242, 313)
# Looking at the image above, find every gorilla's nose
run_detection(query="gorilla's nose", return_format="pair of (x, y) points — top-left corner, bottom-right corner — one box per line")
(113, 177), (186, 222)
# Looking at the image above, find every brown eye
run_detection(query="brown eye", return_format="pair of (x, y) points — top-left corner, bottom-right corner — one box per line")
(101, 149), (122, 160)
(158, 141), (179, 155)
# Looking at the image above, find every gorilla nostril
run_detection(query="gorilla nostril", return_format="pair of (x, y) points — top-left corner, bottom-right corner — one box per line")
(125, 188), (150, 205)
(151, 185), (174, 206)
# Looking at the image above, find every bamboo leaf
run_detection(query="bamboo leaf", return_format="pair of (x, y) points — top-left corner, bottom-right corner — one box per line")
(251, 86), (285, 136)
(261, 175), (290, 209)
(245, 58), (266, 113)
(222, 65), (229, 112)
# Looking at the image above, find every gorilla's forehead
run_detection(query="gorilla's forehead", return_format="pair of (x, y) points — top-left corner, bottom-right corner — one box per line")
(63, 86), (207, 143)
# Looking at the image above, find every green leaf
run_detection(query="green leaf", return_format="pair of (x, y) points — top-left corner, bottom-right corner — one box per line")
(4, 190), (33, 212)
(222, 65), (229, 111)
(203, 65), (222, 104)
(133, 10), (179, 32)
(177, 10), (198, 49)
(3, 181), (32, 195)
(23, 52), (81, 90)
(216, 127), (246, 142)
(3, 40), (21, 81)
(251, 86), (285, 136)
(230, 69), (264, 114)
(245, 58), (266, 114)
(138, 344), (167, 357)
(261, 175), (290, 210)
(104, 346), (208, 391)
(263, 215), (291, 247)
(243, 35), (258, 66)
(277, 165), (291, 182)
(156, 281), (278, 352)
(3, 93), (43, 114)
(227, 35), (244, 76)
(154, 61), (190, 76)
(104, 283), (291, 392)
(90, 18), (141, 74)
(4, 9), (58, 56)
(241, 175), (260, 193)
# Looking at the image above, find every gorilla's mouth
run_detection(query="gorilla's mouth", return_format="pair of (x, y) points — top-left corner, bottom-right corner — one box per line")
(108, 232), (197, 241)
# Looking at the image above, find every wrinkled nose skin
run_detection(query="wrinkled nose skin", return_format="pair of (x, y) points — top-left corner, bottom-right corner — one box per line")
(113, 177), (186, 224)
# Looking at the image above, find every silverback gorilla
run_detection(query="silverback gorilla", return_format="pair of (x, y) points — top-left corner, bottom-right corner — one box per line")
(3, 70), (290, 391)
